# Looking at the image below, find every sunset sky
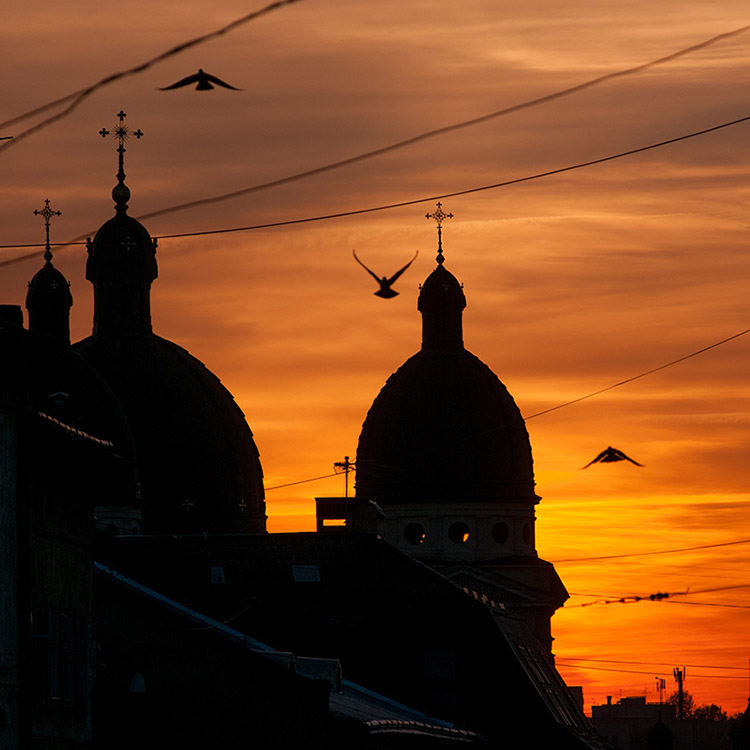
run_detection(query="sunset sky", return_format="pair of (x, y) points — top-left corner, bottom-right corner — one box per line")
(2, 0), (749, 715)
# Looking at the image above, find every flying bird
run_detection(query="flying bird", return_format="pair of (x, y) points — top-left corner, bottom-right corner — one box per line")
(353, 250), (418, 298)
(581, 446), (644, 469)
(159, 69), (242, 91)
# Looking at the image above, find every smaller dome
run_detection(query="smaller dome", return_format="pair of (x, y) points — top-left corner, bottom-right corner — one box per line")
(418, 265), (466, 352)
(418, 264), (466, 314)
(86, 211), (157, 287)
(26, 260), (73, 343)
(85, 209), (158, 337)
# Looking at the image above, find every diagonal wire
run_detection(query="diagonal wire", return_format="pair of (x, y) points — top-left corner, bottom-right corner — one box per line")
(553, 537), (750, 563)
(0, 0), (303, 151)
(132, 24), (750, 222)
(524, 326), (750, 420)
(2, 110), (749, 265)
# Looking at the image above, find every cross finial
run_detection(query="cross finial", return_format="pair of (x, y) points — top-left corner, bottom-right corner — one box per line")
(99, 111), (143, 209)
(33, 198), (62, 262)
(425, 202), (453, 265)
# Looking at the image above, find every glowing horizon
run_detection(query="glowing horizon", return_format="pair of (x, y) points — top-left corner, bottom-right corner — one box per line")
(2, 0), (749, 716)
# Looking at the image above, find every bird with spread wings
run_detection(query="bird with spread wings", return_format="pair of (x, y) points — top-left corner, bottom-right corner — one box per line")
(581, 446), (644, 469)
(159, 69), (242, 91)
(352, 250), (418, 298)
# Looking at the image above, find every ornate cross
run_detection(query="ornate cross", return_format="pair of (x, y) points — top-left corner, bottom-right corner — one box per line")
(99, 110), (143, 195)
(425, 202), (453, 265)
(33, 198), (61, 262)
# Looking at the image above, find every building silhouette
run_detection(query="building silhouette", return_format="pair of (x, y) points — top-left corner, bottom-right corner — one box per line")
(321, 208), (567, 652)
(0, 118), (608, 749)
(72, 144), (266, 536)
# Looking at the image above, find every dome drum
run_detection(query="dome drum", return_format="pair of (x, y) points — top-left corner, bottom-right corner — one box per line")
(378, 504), (538, 561)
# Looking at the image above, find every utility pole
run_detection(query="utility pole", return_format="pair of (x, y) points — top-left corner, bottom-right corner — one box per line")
(333, 456), (354, 498)
(673, 667), (686, 719)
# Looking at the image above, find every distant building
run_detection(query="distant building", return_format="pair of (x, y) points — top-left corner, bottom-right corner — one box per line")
(591, 695), (735, 750)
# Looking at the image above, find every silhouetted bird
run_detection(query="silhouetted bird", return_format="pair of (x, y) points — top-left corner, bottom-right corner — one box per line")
(159, 69), (242, 91)
(353, 250), (418, 298)
(582, 446), (643, 469)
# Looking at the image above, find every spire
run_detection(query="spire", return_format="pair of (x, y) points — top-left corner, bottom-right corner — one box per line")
(425, 202), (453, 266)
(86, 111), (157, 336)
(26, 198), (72, 343)
(34, 198), (61, 262)
(98, 110), (143, 213)
(418, 203), (465, 352)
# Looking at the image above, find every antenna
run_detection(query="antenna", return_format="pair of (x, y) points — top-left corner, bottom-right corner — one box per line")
(655, 676), (666, 703)
(673, 667), (686, 719)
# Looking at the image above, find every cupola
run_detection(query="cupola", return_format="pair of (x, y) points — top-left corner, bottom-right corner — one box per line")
(26, 199), (73, 343)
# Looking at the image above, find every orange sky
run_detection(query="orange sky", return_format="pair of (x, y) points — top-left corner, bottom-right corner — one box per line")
(2, 0), (749, 715)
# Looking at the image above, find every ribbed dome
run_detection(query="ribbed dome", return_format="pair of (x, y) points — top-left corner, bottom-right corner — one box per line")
(74, 332), (266, 534)
(356, 348), (536, 504)
(355, 263), (536, 505)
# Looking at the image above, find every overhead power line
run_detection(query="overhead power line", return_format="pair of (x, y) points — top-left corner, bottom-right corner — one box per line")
(133, 23), (750, 224)
(524, 326), (750, 420)
(0, 0), (304, 150)
(553, 537), (750, 564)
(2, 110), (749, 264)
(150, 111), (747, 237)
(555, 656), (748, 671)
(3, 18), (747, 215)
(663, 600), (750, 610)
(555, 662), (747, 679)
(264, 472), (339, 491)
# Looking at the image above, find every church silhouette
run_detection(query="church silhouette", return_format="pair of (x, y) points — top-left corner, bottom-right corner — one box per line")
(0, 113), (614, 749)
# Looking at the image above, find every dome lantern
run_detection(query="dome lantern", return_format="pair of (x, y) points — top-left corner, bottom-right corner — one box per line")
(86, 112), (157, 336)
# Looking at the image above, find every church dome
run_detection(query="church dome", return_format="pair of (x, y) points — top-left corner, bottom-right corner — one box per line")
(74, 332), (266, 534)
(355, 263), (537, 506)
(26, 198), (73, 343)
(74, 118), (265, 534)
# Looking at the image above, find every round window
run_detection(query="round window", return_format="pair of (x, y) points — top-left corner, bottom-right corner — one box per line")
(404, 523), (426, 545)
(492, 522), (509, 545)
(448, 522), (470, 544)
